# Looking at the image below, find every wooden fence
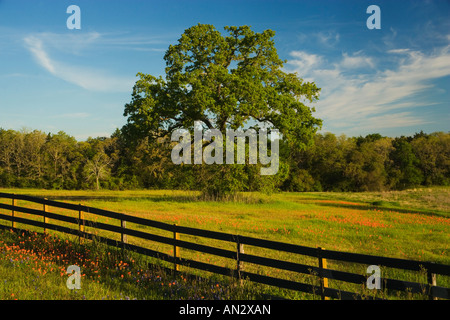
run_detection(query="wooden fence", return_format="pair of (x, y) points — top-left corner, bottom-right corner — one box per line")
(0, 192), (449, 300)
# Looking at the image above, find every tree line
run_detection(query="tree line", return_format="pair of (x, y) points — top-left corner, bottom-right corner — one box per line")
(0, 127), (448, 194)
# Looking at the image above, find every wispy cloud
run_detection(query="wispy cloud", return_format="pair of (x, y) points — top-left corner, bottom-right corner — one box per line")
(24, 31), (168, 55)
(295, 30), (341, 49)
(23, 33), (138, 92)
(339, 52), (375, 69)
(30, 32), (102, 55)
(349, 112), (431, 132)
(286, 43), (450, 134)
(51, 112), (90, 119)
(316, 31), (340, 47)
(24, 36), (56, 73)
(93, 32), (170, 50)
(382, 27), (398, 48)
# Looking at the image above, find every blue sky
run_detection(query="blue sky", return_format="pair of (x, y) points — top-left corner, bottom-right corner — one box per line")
(0, 0), (449, 140)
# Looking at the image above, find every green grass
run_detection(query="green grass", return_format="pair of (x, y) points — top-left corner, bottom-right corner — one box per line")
(0, 187), (449, 300)
(0, 229), (264, 300)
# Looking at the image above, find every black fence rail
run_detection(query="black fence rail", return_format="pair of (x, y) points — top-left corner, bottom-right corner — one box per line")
(0, 192), (449, 300)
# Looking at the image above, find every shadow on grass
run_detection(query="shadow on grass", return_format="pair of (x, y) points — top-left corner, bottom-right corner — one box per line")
(309, 200), (446, 218)
(46, 193), (268, 205)
(46, 195), (199, 203)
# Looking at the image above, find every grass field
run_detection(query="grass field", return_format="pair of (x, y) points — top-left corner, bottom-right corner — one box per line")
(0, 187), (449, 300)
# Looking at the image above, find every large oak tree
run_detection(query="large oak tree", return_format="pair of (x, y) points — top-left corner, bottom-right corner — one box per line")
(122, 24), (322, 151)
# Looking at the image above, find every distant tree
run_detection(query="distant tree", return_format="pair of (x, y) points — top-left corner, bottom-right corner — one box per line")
(82, 137), (119, 190)
(0, 129), (15, 175)
(389, 137), (423, 189)
(19, 130), (47, 187)
(356, 133), (383, 146)
(344, 136), (392, 191)
(126, 136), (175, 188)
(84, 152), (110, 190)
(44, 131), (78, 189)
(287, 133), (353, 192)
(0, 129), (16, 186)
(11, 130), (25, 178)
(312, 133), (347, 191)
(411, 132), (450, 186)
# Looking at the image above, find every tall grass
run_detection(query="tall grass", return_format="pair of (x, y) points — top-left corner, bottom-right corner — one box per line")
(0, 229), (266, 300)
(0, 187), (448, 299)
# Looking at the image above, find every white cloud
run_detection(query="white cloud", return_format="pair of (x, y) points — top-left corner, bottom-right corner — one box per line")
(27, 32), (102, 55)
(23, 34), (136, 92)
(24, 31), (167, 55)
(387, 48), (410, 54)
(51, 113), (90, 119)
(24, 36), (56, 73)
(295, 30), (341, 49)
(382, 27), (398, 47)
(288, 51), (323, 75)
(339, 52), (375, 69)
(316, 31), (340, 47)
(286, 44), (450, 134)
(353, 112), (431, 130)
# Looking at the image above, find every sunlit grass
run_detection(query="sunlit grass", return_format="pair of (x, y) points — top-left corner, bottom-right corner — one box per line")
(0, 229), (264, 300)
(0, 187), (448, 299)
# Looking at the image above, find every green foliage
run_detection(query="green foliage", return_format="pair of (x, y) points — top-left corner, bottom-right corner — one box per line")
(389, 137), (423, 189)
(289, 131), (449, 192)
(122, 24), (322, 150)
(120, 24), (322, 197)
(0, 128), (449, 193)
(0, 24), (448, 194)
(411, 132), (450, 186)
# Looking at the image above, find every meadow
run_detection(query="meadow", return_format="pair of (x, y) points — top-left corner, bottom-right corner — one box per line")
(0, 187), (448, 300)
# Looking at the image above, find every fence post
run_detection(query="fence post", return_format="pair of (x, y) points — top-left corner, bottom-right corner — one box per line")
(43, 198), (48, 234)
(317, 247), (329, 300)
(78, 204), (84, 244)
(121, 216), (127, 248)
(173, 224), (180, 273)
(11, 193), (16, 229)
(236, 236), (244, 283)
(427, 263), (437, 300)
